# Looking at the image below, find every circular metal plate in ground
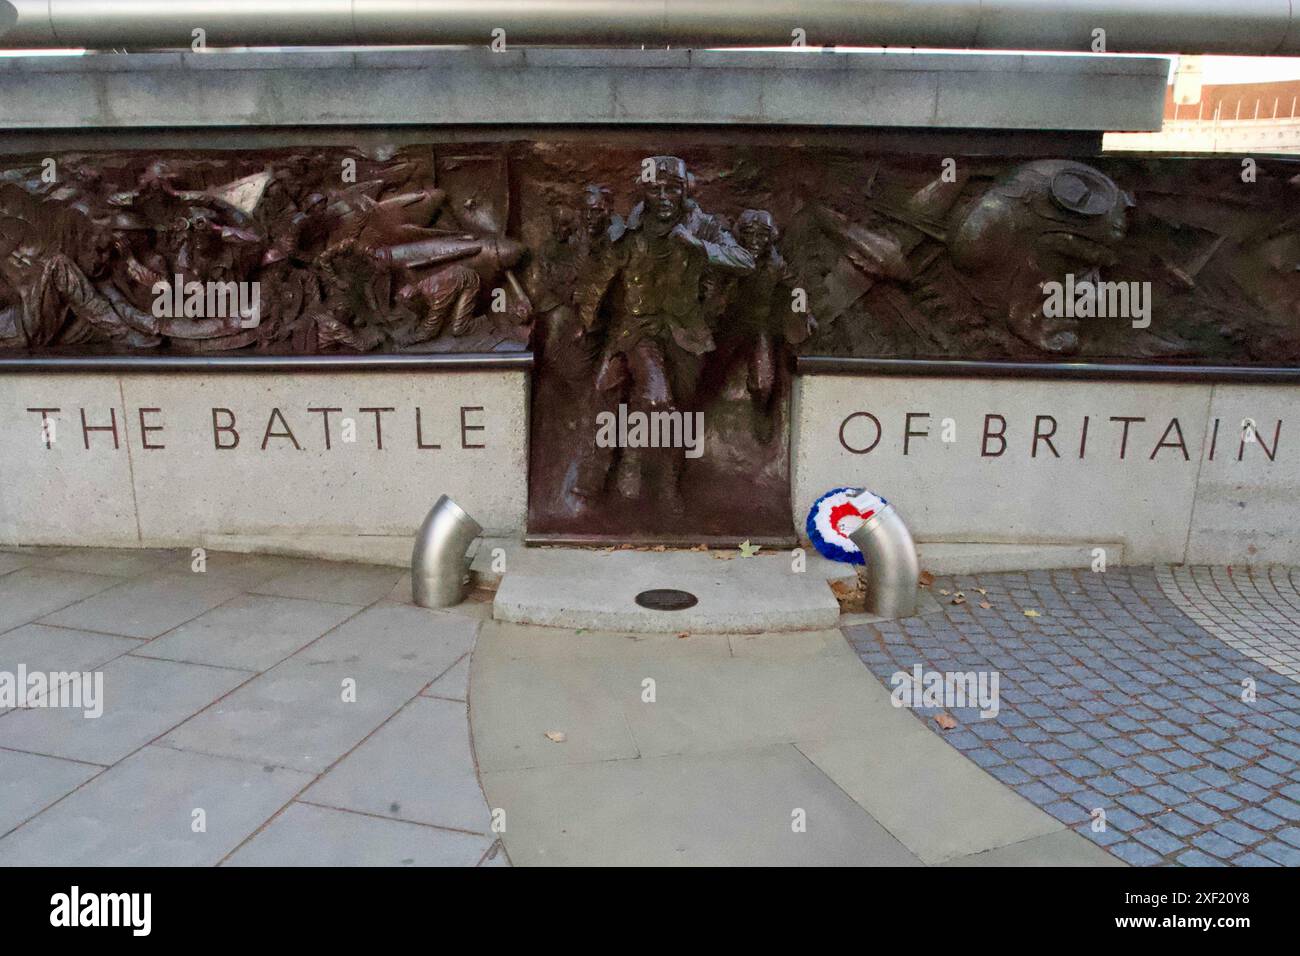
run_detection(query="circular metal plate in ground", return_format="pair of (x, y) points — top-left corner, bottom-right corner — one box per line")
(635, 588), (699, 611)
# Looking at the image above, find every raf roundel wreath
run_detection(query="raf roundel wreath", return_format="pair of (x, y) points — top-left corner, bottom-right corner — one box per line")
(806, 486), (889, 565)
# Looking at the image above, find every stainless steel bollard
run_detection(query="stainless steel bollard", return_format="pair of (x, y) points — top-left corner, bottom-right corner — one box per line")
(411, 495), (483, 608)
(848, 503), (919, 619)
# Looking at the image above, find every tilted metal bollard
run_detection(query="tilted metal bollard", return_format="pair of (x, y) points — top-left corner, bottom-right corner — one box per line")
(411, 495), (483, 608)
(848, 503), (920, 619)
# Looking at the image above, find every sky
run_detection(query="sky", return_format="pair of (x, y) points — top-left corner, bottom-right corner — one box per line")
(1185, 55), (1300, 84)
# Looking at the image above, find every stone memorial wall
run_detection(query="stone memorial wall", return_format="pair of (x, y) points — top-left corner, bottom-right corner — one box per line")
(1, 139), (1296, 555)
(0, 370), (529, 548)
(795, 374), (1300, 567)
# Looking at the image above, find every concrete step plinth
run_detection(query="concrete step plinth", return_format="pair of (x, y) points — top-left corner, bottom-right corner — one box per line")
(490, 544), (842, 634)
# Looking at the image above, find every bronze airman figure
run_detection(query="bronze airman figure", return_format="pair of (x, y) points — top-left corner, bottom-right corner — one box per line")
(573, 156), (754, 513)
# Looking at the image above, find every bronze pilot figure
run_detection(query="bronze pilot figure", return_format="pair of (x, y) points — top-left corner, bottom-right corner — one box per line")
(573, 156), (754, 516)
(719, 208), (815, 443)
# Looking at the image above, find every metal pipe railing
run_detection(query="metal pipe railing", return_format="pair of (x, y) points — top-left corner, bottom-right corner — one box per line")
(796, 356), (1300, 384)
(848, 504), (920, 619)
(1, 0), (1298, 55)
(411, 495), (483, 609)
(0, 353), (534, 373)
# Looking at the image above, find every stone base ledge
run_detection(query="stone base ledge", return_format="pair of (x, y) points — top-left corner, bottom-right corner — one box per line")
(198, 533), (413, 569)
(914, 542), (1127, 576)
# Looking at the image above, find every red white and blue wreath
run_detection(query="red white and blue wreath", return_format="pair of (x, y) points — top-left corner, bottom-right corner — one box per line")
(806, 486), (889, 565)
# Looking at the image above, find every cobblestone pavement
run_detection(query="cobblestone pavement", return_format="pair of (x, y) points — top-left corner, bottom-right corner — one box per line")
(845, 567), (1300, 868)
(0, 547), (506, 867)
(1157, 566), (1300, 682)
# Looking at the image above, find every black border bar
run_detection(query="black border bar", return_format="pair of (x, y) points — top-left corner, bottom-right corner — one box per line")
(796, 356), (1300, 384)
(6, 354), (1298, 383)
(0, 352), (534, 373)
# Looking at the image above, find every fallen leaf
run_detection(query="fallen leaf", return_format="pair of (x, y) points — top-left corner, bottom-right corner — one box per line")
(951, 592), (966, 605)
(619, 543), (635, 550)
(830, 577), (867, 613)
(694, 543), (709, 552)
(979, 601), (992, 610)
(651, 545), (666, 552)
(1024, 609), (1041, 618)
(544, 731), (566, 743)
(918, 570), (935, 587)
(934, 713), (958, 730)
(975, 587), (987, 596)
(677, 631), (689, 640)
(738, 539), (761, 558)
(712, 551), (735, 561)
(939, 588), (950, 596)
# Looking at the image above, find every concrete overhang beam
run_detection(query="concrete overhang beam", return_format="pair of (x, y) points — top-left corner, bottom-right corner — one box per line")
(0, 47), (1171, 132)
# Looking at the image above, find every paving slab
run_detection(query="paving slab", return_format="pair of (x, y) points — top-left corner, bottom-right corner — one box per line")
(942, 829), (1127, 867)
(475, 618), (733, 664)
(0, 623), (140, 675)
(39, 571), (245, 639)
(0, 745), (311, 866)
(0, 749), (100, 837)
(478, 839), (510, 866)
(0, 655), (252, 765)
(295, 601), (477, 678)
(0, 547), (496, 868)
(482, 745), (922, 866)
(493, 547), (840, 633)
(0, 568), (121, 634)
(469, 617), (1105, 866)
(24, 548), (187, 578)
(616, 653), (895, 759)
(249, 561), (405, 606)
(0, 553), (33, 577)
(135, 594), (359, 671)
(727, 629), (860, 659)
(304, 697), (491, 833)
(797, 731), (1067, 865)
(162, 658), (430, 773)
(422, 653), (469, 701)
(181, 552), (318, 590)
(470, 652), (642, 772)
(223, 802), (492, 867)
(473, 621), (892, 766)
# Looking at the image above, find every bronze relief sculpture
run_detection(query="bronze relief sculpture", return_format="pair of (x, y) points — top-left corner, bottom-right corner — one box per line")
(1, 144), (1294, 365)
(945, 160), (1135, 355)
(717, 208), (816, 442)
(570, 156), (755, 515)
(1, 142), (1296, 541)
(0, 148), (531, 355)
